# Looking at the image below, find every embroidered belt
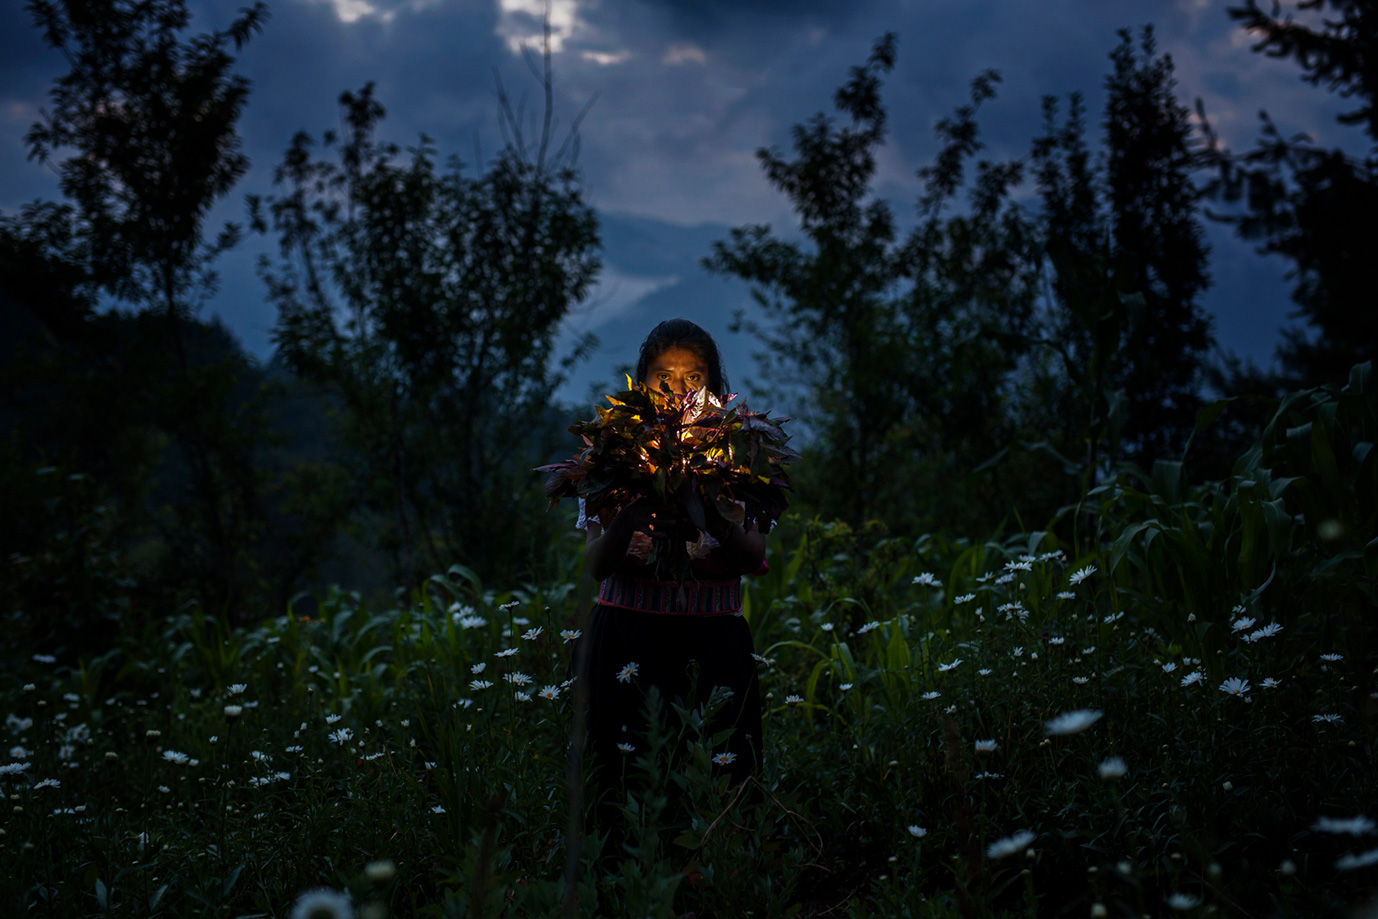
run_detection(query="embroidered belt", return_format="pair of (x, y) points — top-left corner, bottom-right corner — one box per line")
(597, 574), (743, 616)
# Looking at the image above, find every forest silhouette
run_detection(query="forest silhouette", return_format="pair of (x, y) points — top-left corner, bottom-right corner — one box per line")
(2, 0), (1374, 654)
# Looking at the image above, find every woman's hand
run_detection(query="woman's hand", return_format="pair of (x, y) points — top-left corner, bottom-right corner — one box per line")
(584, 496), (662, 581)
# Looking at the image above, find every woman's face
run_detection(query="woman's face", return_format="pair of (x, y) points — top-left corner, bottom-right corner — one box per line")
(643, 345), (708, 395)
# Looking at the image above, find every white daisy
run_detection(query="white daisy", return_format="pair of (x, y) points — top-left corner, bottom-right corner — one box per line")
(538, 685), (560, 701)
(1166, 893), (1200, 911)
(617, 662), (640, 684)
(560, 629), (581, 642)
(469, 679), (493, 691)
(1320, 653), (1343, 662)
(1044, 709), (1103, 736)
(288, 887), (353, 919)
(912, 572), (939, 586)
(974, 739), (998, 753)
(986, 829), (1036, 859)
(470, 663), (486, 674)
(1161, 662), (1178, 673)
(617, 742), (635, 753)
(1231, 617), (1256, 632)
(504, 672), (532, 687)
(1068, 565), (1097, 586)
(937, 659), (962, 672)
(1336, 848), (1378, 871)
(521, 627), (542, 641)
(908, 825), (928, 838)
(785, 694), (804, 705)
(712, 751), (737, 765)
(954, 593), (976, 605)
(1312, 815), (1376, 835)
(1180, 671), (1203, 687)
(226, 683), (248, 696)
(1313, 713), (1341, 724)
(495, 648), (518, 658)
(920, 691), (941, 701)
(1261, 677), (1281, 689)
(1219, 677), (1251, 696)
(1098, 756), (1127, 779)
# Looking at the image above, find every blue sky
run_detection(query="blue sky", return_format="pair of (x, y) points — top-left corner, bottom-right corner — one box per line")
(1, 0), (1363, 407)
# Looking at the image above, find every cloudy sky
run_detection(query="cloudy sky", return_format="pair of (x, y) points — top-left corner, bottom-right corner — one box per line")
(0, 0), (1362, 405)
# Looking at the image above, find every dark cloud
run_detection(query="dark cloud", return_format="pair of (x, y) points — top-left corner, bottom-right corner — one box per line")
(3, 0), (1361, 376)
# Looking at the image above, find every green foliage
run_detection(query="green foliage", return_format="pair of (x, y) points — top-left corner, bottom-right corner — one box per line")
(705, 38), (1047, 536)
(23, 0), (267, 311)
(3, 370), (1374, 916)
(539, 380), (795, 579)
(3, 0), (291, 620)
(711, 29), (1218, 541)
(1199, 0), (1378, 387)
(252, 79), (601, 590)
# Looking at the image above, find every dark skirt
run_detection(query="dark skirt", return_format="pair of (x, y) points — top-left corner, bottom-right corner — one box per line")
(574, 601), (763, 791)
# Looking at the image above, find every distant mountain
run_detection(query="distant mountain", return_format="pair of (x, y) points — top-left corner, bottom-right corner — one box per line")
(554, 209), (769, 410)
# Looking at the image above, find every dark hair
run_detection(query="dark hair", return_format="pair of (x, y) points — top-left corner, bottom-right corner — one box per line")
(635, 318), (729, 396)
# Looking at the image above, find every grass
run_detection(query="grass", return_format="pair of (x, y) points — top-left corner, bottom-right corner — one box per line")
(2, 512), (1374, 918)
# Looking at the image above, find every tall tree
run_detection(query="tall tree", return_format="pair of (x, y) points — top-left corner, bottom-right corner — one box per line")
(1026, 28), (1214, 476)
(705, 37), (1045, 532)
(1101, 26), (1214, 461)
(1200, 0), (1378, 386)
(253, 77), (600, 589)
(15, 0), (271, 615)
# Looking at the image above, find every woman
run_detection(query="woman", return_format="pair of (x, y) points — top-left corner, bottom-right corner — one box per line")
(574, 319), (769, 810)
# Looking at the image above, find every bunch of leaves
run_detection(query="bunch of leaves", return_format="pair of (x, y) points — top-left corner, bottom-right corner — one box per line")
(537, 379), (796, 579)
